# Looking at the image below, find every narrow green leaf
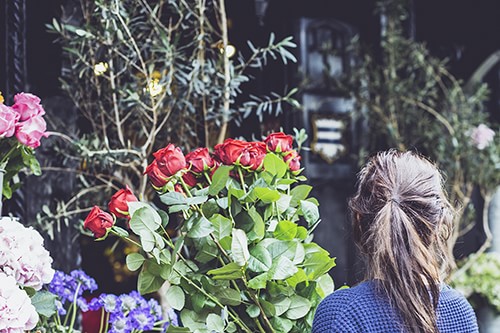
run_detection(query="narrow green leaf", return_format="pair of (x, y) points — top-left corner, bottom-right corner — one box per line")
(207, 262), (244, 280)
(247, 272), (268, 289)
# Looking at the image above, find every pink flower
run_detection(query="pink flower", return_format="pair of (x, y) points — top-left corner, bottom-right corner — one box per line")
(470, 124), (495, 150)
(0, 104), (19, 138)
(11, 92), (45, 121)
(0, 217), (55, 291)
(15, 115), (48, 148)
(0, 272), (39, 333)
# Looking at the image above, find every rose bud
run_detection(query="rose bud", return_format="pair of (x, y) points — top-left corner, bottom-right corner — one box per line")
(213, 138), (249, 165)
(264, 132), (293, 153)
(144, 160), (168, 188)
(182, 171), (198, 187)
(284, 150), (301, 172)
(84, 206), (115, 238)
(153, 144), (186, 177)
(108, 185), (138, 218)
(186, 147), (215, 173)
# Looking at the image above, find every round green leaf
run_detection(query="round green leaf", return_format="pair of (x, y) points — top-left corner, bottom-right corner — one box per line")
(126, 253), (145, 271)
(166, 285), (185, 311)
(285, 295), (311, 320)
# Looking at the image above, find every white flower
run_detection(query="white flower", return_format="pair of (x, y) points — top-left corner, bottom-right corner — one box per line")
(0, 217), (55, 291)
(0, 272), (39, 333)
(470, 124), (495, 150)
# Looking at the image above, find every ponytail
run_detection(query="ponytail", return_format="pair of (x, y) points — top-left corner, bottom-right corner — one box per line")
(350, 150), (453, 333)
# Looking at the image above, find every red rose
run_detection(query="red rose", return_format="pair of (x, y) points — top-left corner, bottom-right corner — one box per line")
(145, 160), (168, 187)
(153, 144), (186, 177)
(264, 132), (293, 153)
(186, 148), (215, 173)
(243, 141), (267, 170)
(182, 172), (198, 187)
(284, 150), (301, 172)
(108, 185), (138, 218)
(214, 138), (249, 165)
(84, 206), (114, 238)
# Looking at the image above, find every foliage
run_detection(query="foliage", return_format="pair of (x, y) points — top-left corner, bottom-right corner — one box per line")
(329, 0), (499, 264)
(87, 132), (336, 333)
(40, 0), (299, 236)
(451, 252), (500, 313)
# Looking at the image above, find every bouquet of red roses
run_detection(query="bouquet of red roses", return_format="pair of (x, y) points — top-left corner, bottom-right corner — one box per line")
(84, 132), (336, 333)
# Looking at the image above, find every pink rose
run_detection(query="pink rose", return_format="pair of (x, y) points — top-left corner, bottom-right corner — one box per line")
(0, 104), (19, 138)
(15, 115), (48, 148)
(108, 185), (138, 219)
(84, 206), (114, 238)
(186, 148), (215, 173)
(153, 144), (186, 177)
(470, 124), (495, 150)
(264, 132), (293, 153)
(11, 92), (45, 121)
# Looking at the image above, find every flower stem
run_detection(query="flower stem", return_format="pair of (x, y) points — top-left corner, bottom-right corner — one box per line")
(110, 228), (142, 247)
(0, 142), (20, 168)
(66, 282), (82, 333)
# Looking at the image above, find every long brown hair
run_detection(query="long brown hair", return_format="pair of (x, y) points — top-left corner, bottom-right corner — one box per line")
(349, 150), (454, 333)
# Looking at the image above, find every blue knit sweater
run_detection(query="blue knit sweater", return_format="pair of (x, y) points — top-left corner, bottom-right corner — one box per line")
(312, 280), (478, 332)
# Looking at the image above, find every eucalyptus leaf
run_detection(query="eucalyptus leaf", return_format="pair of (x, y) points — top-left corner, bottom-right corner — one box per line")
(231, 229), (250, 266)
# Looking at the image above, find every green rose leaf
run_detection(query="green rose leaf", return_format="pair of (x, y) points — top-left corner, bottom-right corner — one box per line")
(253, 187), (281, 203)
(274, 220), (298, 240)
(300, 200), (320, 227)
(286, 268), (308, 288)
(210, 214), (232, 240)
(285, 295), (311, 320)
(138, 260), (166, 294)
(269, 256), (298, 280)
(166, 285), (185, 311)
(160, 191), (188, 206)
(187, 216), (214, 238)
(231, 229), (250, 266)
(263, 152), (287, 178)
(290, 184), (312, 207)
(126, 253), (145, 271)
(270, 317), (293, 333)
(303, 252), (336, 280)
(246, 304), (261, 318)
(31, 290), (57, 317)
(316, 273), (335, 298)
(214, 287), (241, 306)
(247, 272), (268, 290)
(209, 165), (232, 196)
(180, 309), (206, 331)
(206, 313), (225, 332)
(207, 262), (244, 280)
(248, 245), (272, 273)
(272, 296), (292, 316)
(276, 194), (292, 214)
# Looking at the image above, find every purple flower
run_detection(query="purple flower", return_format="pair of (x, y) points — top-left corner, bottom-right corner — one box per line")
(101, 294), (120, 313)
(88, 297), (104, 311)
(49, 270), (98, 305)
(148, 299), (163, 321)
(129, 308), (155, 330)
(109, 312), (132, 333)
(166, 307), (179, 327)
(119, 293), (139, 312)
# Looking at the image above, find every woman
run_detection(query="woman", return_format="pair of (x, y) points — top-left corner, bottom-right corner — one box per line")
(312, 150), (478, 333)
